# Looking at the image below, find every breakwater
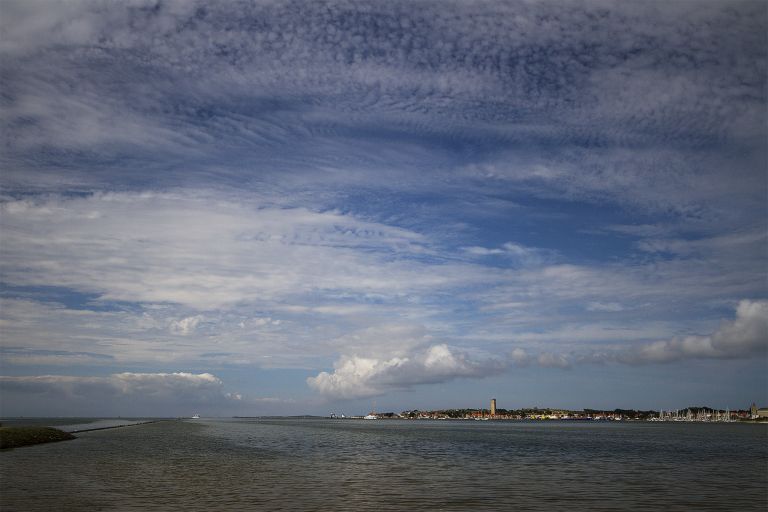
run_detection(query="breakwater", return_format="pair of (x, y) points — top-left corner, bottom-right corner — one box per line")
(0, 426), (75, 449)
(65, 419), (168, 433)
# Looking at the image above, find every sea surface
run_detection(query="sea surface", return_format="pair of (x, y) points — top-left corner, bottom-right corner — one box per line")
(1, 418), (766, 511)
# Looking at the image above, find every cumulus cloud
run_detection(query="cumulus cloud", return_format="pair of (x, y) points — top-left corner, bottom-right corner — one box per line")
(307, 344), (506, 399)
(236, 316), (281, 330)
(170, 315), (203, 335)
(510, 348), (531, 366)
(537, 353), (571, 369)
(615, 300), (768, 364)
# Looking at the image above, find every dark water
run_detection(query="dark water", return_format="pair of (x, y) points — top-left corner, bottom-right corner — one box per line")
(1, 419), (766, 511)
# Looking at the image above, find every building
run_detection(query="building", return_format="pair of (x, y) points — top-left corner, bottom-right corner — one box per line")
(490, 398), (497, 417)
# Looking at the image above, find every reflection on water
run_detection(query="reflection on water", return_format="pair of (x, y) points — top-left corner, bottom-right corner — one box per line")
(1, 419), (766, 511)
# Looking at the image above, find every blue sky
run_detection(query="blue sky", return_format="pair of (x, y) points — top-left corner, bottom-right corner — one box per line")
(0, 0), (766, 417)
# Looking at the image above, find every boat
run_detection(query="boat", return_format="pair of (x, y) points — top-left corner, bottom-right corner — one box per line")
(364, 401), (378, 420)
(191, 414), (200, 419)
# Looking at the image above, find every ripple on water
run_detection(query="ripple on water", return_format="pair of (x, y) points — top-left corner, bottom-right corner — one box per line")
(1, 419), (766, 511)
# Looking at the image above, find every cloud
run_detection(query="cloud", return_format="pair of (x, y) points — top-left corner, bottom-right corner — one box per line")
(587, 302), (625, 313)
(0, 348), (114, 366)
(537, 352), (571, 369)
(0, 0), (764, 410)
(239, 317), (280, 328)
(461, 145), (765, 218)
(0, 371), (242, 416)
(307, 344), (506, 399)
(510, 348), (530, 366)
(616, 300), (768, 364)
(1, 371), (223, 396)
(170, 315), (203, 335)
(463, 246), (505, 256)
(1, 0), (764, 217)
(462, 242), (549, 264)
(636, 231), (766, 258)
(0, 192), (481, 310)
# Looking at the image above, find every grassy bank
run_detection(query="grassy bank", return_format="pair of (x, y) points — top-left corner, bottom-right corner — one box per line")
(0, 427), (76, 450)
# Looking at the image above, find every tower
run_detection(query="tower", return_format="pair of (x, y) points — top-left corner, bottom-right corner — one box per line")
(490, 398), (497, 417)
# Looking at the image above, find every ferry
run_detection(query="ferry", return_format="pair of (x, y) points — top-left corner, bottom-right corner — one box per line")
(363, 413), (378, 420)
(191, 414), (201, 419)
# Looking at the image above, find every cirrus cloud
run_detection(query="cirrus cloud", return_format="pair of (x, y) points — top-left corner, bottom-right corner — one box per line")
(0, 192), (475, 311)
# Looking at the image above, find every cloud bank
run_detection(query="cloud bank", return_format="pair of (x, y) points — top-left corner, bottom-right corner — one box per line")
(616, 300), (768, 364)
(306, 299), (768, 399)
(0, 371), (242, 416)
(308, 344), (506, 399)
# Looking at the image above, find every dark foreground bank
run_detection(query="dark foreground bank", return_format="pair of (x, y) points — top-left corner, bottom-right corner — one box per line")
(0, 427), (75, 449)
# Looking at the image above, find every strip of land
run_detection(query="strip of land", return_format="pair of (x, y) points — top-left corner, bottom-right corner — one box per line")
(0, 420), (173, 449)
(66, 419), (165, 433)
(0, 427), (75, 450)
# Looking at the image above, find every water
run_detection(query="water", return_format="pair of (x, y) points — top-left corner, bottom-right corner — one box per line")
(1, 419), (766, 511)
(0, 417), (156, 432)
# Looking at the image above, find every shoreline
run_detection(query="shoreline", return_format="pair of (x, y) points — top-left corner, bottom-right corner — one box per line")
(0, 427), (75, 450)
(0, 420), (175, 450)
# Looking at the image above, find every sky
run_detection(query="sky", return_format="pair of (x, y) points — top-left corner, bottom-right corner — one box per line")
(0, 0), (766, 417)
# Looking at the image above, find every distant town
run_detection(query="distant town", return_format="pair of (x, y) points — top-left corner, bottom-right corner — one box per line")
(330, 400), (768, 422)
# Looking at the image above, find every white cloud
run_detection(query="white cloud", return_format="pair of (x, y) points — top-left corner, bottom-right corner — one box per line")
(587, 302), (625, 312)
(463, 246), (505, 256)
(510, 348), (530, 366)
(170, 315), (203, 335)
(1, 371), (221, 396)
(1, 0), (762, 219)
(616, 300), (768, 364)
(236, 316), (283, 330)
(324, 324), (433, 359)
(0, 192), (483, 310)
(307, 343), (506, 399)
(462, 242), (547, 263)
(0, 297), (438, 370)
(537, 352), (570, 369)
